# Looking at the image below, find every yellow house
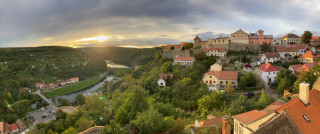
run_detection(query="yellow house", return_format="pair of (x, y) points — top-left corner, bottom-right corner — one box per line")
(202, 71), (237, 91)
(230, 29), (249, 44)
(233, 101), (285, 134)
(298, 51), (320, 63)
(207, 36), (230, 47)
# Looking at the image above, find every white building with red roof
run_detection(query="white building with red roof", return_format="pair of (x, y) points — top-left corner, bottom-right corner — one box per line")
(202, 71), (238, 91)
(258, 63), (279, 84)
(157, 73), (173, 87)
(289, 63), (316, 77)
(204, 47), (227, 57)
(174, 57), (195, 66)
(259, 52), (281, 63)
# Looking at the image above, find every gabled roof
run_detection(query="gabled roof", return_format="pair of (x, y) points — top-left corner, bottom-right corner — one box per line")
(243, 63), (252, 68)
(205, 71), (237, 80)
(283, 34), (300, 38)
(275, 89), (320, 134)
(253, 112), (301, 134)
(231, 29), (248, 35)
(258, 63), (279, 72)
(299, 51), (320, 58)
(174, 57), (195, 61)
(204, 47), (226, 52)
(194, 36), (201, 40)
(263, 52), (280, 58)
(288, 45), (307, 49)
(233, 110), (268, 125)
(10, 123), (19, 131)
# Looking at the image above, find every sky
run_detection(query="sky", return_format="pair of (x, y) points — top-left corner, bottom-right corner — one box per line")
(1, 0), (320, 48)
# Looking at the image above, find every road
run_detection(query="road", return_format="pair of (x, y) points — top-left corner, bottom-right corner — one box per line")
(264, 83), (280, 100)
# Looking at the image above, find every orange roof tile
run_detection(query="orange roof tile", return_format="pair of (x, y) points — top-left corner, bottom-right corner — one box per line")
(258, 63), (279, 72)
(164, 45), (181, 50)
(174, 57), (195, 61)
(300, 51), (320, 58)
(290, 63), (316, 73)
(233, 110), (268, 125)
(206, 71), (237, 80)
(275, 89), (320, 134)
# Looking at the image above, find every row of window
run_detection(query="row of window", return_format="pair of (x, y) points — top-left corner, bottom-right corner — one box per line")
(205, 80), (236, 85)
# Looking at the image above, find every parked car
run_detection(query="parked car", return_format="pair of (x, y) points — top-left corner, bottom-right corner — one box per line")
(244, 92), (255, 99)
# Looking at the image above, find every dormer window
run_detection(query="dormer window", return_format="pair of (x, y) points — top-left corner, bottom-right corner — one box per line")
(303, 114), (311, 123)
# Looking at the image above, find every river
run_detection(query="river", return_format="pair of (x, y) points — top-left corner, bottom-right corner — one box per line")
(50, 61), (128, 104)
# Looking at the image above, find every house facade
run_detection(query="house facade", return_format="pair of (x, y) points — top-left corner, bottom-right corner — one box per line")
(204, 47), (227, 57)
(202, 71), (238, 91)
(174, 57), (195, 66)
(248, 30), (273, 45)
(278, 47), (300, 62)
(230, 29), (249, 44)
(283, 34), (301, 45)
(206, 36), (230, 47)
(272, 38), (284, 45)
(258, 63), (279, 84)
(259, 52), (281, 63)
(210, 63), (223, 71)
(310, 36), (320, 46)
(298, 51), (320, 63)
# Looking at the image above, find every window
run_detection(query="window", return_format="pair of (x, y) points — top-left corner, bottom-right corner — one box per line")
(303, 114), (311, 123)
(210, 76), (212, 78)
(214, 81), (216, 83)
(220, 81), (223, 84)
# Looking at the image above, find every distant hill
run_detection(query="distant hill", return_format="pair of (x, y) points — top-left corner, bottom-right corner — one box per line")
(78, 47), (162, 67)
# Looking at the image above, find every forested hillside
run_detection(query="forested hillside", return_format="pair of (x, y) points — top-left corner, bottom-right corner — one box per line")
(0, 46), (106, 122)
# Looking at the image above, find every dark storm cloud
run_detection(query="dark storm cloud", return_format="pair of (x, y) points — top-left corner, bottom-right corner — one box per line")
(0, 0), (319, 47)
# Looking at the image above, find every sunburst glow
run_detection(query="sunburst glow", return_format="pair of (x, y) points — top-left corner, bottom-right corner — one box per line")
(76, 35), (110, 42)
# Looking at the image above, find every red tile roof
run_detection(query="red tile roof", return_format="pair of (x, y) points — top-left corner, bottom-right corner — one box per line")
(299, 51), (320, 58)
(174, 57), (195, 61)
(290, 63), (316, 73)
(164, 45), (181, 50)
(263, 52), (280, 58)
(233, 110), (268, 125)
(258, 63), (279, 72)
(10, 123), (19, 131)
(206, 71), (237, 80)
(243, 63), (252, 68)
(194, 36), (201, 40)
(283, 34), (300, 38)
(264, 100), (286, 111)
(287, 45), (307, 49)
(188, 117), (222, 127)
(275, 89), (320, 134)
(204, 47), (226, 52)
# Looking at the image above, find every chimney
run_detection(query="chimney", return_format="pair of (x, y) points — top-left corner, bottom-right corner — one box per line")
(299, 82), (310, 105)
(222, 115), (231, 134)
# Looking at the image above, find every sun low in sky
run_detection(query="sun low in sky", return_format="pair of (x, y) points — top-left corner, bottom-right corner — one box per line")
(76, 36), (110, 42)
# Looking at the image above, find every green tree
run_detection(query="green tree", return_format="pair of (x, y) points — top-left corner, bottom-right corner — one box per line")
(160, 61), (173, 73)
(228, 95), (257, 115)
(239, 77), (247, 90)
(60, 99), (70, 106)
(170, 118), (185, 134)
(197, 91), (226, 113)
(261, 43), (272, 52)
(258, 89), (274, 108)
(275, 69), (296, 94)
(301, 31), (313, 44)
(225, 83), (235, 93)
(195, 51), (207, 61)
(170, 46), (175, 50)
(54, 119), (65, 133)
(131, 107), (174, 134)
(12, 100), (30, 116)
(75, 94), (86, 105)
(76, 117), (93, 132)
(62, 126), (78, 134)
